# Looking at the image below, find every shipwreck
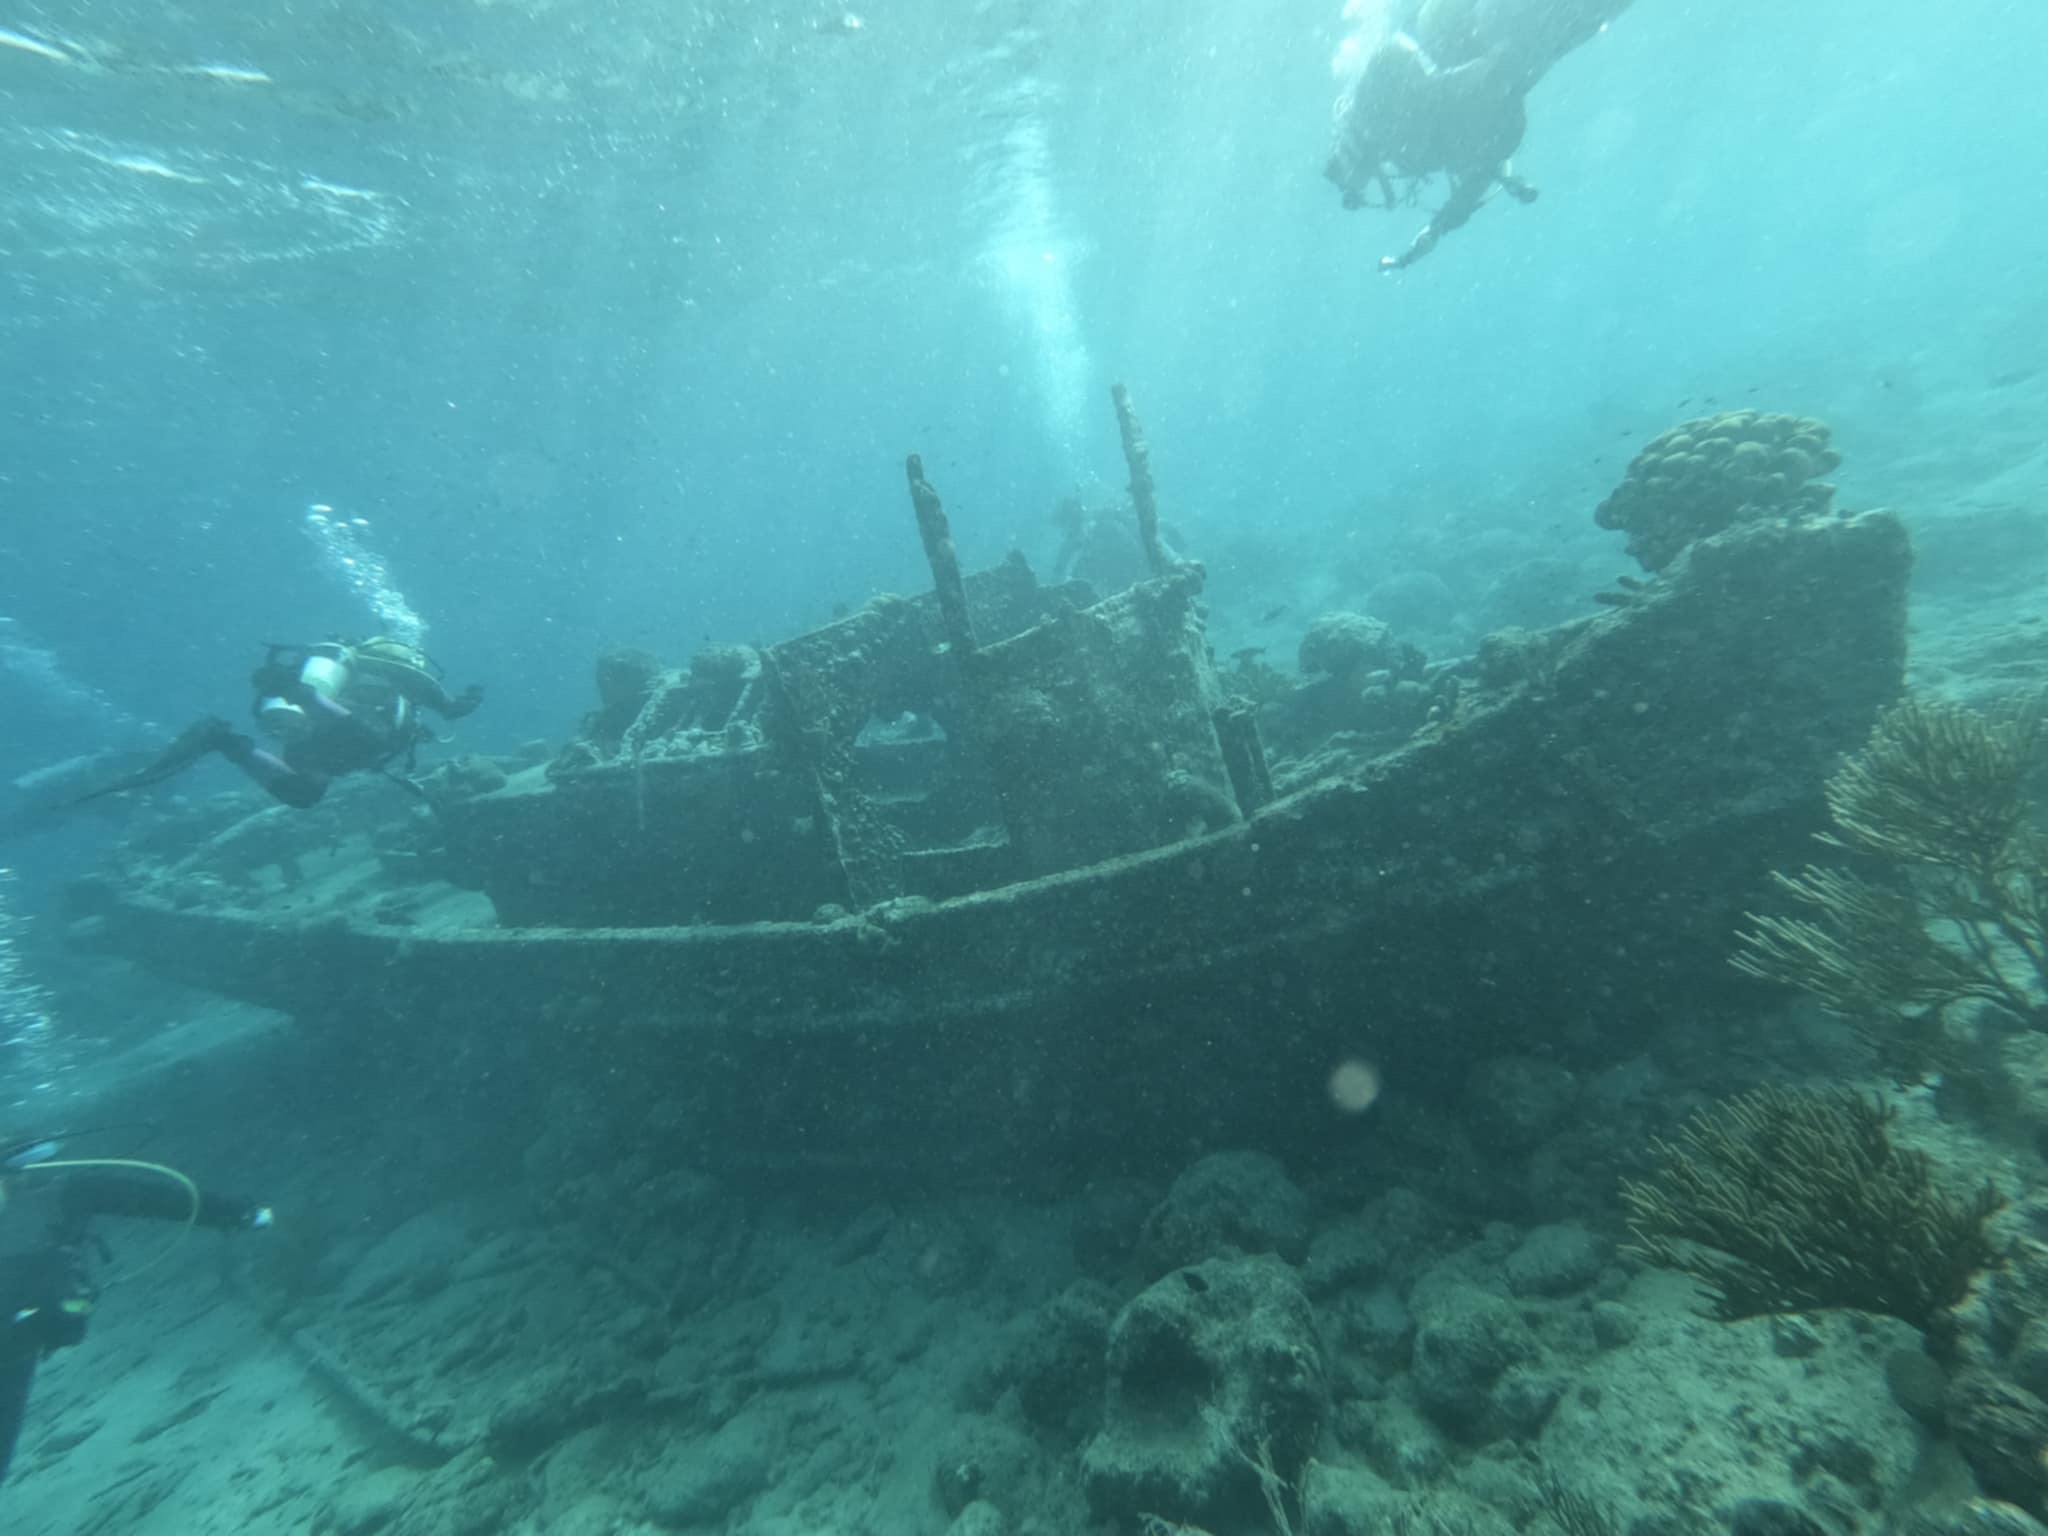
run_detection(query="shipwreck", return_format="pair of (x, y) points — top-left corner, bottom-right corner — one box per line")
(73, 395), (1910, 1184)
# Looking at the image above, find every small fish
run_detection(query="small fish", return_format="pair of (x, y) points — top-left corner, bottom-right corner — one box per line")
(302, 178), (378, 201)
(1259, 604), (1289, 623)
(175, 63), (271, 85)
(0, 27), (71, 63)
(101, 154), (203, 184)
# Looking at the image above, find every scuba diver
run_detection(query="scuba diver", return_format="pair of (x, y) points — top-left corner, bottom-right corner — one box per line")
(1050, 488), (1191, 596)
(1325, 0), (1632, 270)
(74, 638), (484, 811)
(0, 1133), (271, 1485)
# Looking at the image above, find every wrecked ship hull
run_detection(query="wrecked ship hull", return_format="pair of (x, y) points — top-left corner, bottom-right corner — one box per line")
(77, 512), (1911, 1183)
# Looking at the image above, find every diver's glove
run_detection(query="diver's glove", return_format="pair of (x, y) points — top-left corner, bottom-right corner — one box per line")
(446, 684), (485, 720)
(198, 1193), (274, 1232)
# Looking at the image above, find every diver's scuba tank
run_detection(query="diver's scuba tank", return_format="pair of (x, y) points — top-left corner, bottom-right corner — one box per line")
(254, 642), (352, 741)
(351, 636), (432, 673)
(345, 638), (439, 749)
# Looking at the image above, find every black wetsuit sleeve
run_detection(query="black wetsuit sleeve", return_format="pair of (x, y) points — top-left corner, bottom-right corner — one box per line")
(435, 684), (485, 720)
(406, 677), (484, 719)
(56, 1172), (260, 1233)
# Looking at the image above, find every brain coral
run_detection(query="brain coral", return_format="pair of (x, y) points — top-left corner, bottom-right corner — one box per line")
(1595, 410), (1843, 571)
(1298, 611), (1398, 680)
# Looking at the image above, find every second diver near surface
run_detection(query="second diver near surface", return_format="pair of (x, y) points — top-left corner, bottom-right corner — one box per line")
(77, 637), (484, 810)
(1324, 0), (1632, 271)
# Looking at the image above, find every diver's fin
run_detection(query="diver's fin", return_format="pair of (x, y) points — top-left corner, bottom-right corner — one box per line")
(66, 717), (238, 807)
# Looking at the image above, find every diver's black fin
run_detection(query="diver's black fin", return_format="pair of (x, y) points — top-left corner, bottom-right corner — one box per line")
(66, 718), (235, 807)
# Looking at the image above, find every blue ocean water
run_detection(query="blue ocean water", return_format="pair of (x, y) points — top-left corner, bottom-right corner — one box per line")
(2, 0), (2036, 779)
(3, 1), (2048, 1530)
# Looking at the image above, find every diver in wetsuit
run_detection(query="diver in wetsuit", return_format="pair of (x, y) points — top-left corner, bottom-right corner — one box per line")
(0, 1137), (271, 1485)
(74, 638), (484, 811)
(1325, 0), (1632, 270)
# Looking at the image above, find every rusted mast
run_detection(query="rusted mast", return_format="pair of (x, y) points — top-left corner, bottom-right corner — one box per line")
(1111, 383), (1172, 578)
(904, 454), (978, 658)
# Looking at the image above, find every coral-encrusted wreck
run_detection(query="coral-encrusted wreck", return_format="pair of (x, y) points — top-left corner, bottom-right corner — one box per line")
(74, 394), (1910, 1184)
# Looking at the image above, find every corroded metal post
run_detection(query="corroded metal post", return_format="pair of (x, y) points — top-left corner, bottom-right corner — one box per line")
(905, 454), (977, 658)
(1111, 382), (1172, 578)
(1212, 700), (1273, 816)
